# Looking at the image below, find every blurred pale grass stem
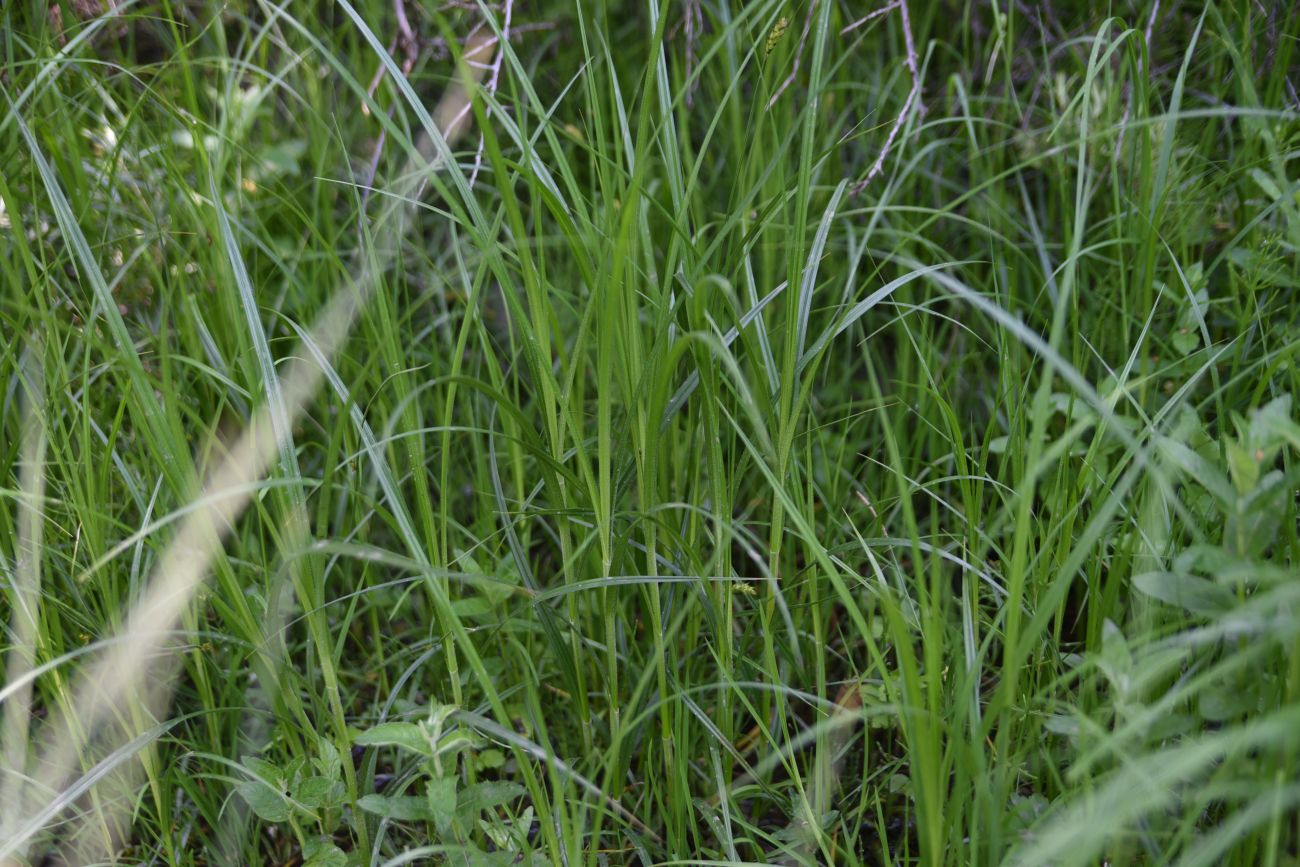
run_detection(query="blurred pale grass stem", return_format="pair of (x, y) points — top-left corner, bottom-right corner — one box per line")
(0, 346), (47, 861)
(0, 36), (487, 863)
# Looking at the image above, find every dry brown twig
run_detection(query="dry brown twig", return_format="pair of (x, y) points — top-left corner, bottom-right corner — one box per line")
(468, 0), (513, 188)
(848, 0), (921, 195)
(364, 0), (421, 113)
(359, 0), (423, 218)
(360, 3), (533, 212)
(840, 0), (899, 36)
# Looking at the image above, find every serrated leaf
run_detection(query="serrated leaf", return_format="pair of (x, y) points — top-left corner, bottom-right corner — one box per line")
(294, 776), (335, 809)
(284, 756), (308, 784)
(354, 722), (432, 756)
(315, 737), (342, 781)
(357, 793), (432, 822)
(1133, 571), (1234, 616)
(242, 755), (282, 783)
(303, 836), (348, 867)
(237, 780), (292, 823)
(1249, 395), (1294, 455)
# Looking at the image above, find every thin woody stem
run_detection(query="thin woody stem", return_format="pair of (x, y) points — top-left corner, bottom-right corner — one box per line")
(850, 0), (920, 194)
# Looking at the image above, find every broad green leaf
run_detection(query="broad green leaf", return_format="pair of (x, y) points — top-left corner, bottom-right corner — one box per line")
(357, 794), (432, 822)
(1225, 470), (1289, 556)
(434, 730), (485, 758)
(457, 781), (525, 818)
(1225, 438), (1259, 495)
(427, 776), (458, 828)
(465, 847), (519, 867)
(294, 776), (335, 809)
(315, 737), (342, 781)
(452, 597), (496, 620)
(1171, 324), (1199, 355)
(257, 139), (308, 177)
(1148, 712), (1196, 740)
(283, 756), (308, 784)
(476, 749), (506, 770)
(237, 780), (291, 823)
(1249, 394), (1294, 455)
(242, 755), (282, 783)
(302, 836), (348, 867)
(1133, 571), (1234, 616)
(1005, 793), (1048, 833)
(1198, 685), (1258, 723)
(354, 722), (432, 756)
(1255, 397), (1300, 452)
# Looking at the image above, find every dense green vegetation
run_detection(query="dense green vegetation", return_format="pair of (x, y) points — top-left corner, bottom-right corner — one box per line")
(2, 0), (1299, 863)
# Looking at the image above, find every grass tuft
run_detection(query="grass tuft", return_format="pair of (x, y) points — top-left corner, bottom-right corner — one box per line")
(2, 1), (1299, 864)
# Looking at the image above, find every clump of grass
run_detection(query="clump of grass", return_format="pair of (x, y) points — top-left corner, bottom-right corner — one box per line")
(2, 1), (1298, 864)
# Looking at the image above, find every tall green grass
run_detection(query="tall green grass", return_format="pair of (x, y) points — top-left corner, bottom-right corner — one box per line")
(2, 1), (1299, 864)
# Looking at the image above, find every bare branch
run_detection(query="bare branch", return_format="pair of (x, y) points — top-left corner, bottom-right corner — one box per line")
(840, 0), (899, 36)
(362, 0), (421, 117)
(468, 0), (513, 188)
(850, 0), (921, 194)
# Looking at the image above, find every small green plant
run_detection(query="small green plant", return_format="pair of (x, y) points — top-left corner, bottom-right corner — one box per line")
(237, 736), (350, 866)
(353, 704), (533, 865)
(236, 705), (532, 865)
